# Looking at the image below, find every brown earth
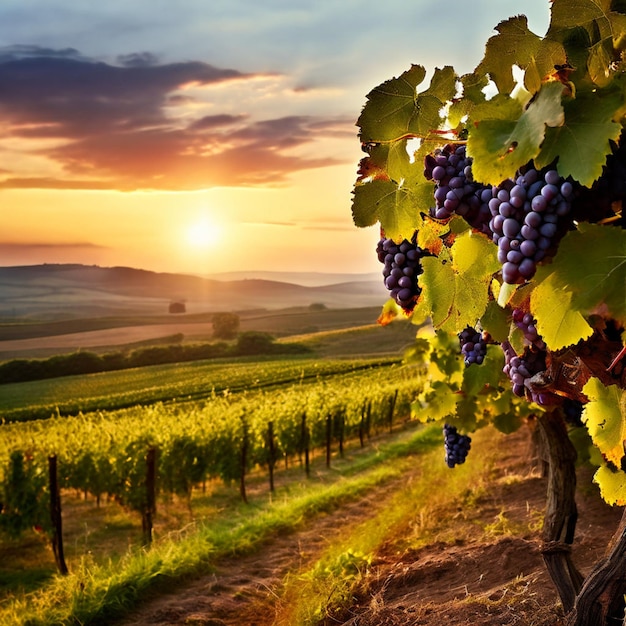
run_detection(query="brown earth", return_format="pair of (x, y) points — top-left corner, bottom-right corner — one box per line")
(115, 429), (624, 626)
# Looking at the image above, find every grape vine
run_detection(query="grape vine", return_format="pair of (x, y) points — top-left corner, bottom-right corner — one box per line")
(351, 1), (625, 623)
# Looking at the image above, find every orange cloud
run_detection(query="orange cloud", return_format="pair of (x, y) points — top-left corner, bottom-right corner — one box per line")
(0, 46), (348, 191)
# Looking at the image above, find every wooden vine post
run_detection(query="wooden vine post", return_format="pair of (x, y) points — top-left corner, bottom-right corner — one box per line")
(239, 416), (249, 504)
(325, 414), (332, 468)
(267, 421), (277, 493)
(48, 455), (68, 575)
(141, 447), (157, 547)
(300, 412), (310, 478)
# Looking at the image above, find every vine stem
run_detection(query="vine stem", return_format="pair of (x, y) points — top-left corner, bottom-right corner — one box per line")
(537, 410), (583, 612)
(566, 508), (626, 626)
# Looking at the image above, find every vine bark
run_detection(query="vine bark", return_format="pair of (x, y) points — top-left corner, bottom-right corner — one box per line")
(537, 410), (583, 612)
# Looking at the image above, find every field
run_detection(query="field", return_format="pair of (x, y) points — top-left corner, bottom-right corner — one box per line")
(0, 307), (621, 625)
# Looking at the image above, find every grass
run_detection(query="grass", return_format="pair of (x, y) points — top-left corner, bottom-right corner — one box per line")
(0, 422), (442, 626)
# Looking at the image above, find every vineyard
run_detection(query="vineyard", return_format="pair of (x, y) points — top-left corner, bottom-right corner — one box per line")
(0, 355), (424, 589)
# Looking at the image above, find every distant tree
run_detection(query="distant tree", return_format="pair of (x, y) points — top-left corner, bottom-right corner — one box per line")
(309, 302), (327, 311)
(169, 301), (186, 314)
(235, 331), (275, 355)
(212, 312), (240, 340)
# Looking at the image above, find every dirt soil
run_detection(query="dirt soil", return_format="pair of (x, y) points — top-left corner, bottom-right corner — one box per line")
(116, 429), (624, 626)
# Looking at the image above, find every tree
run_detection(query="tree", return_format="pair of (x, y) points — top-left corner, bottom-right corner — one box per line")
(350, 1), (626, 624)
(212, 312), (240, 340)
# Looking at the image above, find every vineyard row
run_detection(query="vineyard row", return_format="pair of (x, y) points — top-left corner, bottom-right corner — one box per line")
(0, 363), (425, 569)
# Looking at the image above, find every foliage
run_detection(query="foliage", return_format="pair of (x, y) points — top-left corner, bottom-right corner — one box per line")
(0, 333), (314, 386)
(351, 0), (626, 507)
(0, 359), (424, 539)
(212, 312), (240, 339)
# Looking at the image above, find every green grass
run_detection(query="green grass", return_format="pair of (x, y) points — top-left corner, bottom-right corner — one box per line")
(0, 423), (442, 626)
(279, 318), (420, 357)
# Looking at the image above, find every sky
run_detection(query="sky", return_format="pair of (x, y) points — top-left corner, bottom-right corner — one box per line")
(0, 0), (551, 277)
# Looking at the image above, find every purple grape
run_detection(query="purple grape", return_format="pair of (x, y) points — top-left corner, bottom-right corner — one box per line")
(376, 235), (429, 313)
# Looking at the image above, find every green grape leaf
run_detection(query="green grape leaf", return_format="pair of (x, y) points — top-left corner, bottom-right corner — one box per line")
(448, 72), (489, 128)
(467, 82), (565, 186)
(582, 378), (626, 467)
(533, 224), (626, 326)
(530, 271), (594, 350)
(493, 412), (525, 435)
(461, 344), (505, 397)
(548, 0), (626, 87)
(476, 15), (566, 95)
(357, 65), (457, 143)
(593, 463), (626, 506)
(351, 179), (431, 241)
(535, 86), (624, 186)
(418, 380), (460, 421)
(480, 300), (511, 343)
(415, 232), (499, 333)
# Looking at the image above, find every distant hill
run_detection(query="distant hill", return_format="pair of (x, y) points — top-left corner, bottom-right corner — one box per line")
(0, 264), (388, 319)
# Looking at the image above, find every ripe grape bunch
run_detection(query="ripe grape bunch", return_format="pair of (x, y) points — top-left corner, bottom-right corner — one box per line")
(500, 341), (560, 405)
(512, 308), (546, 350)
(376, 235), (428, 312)
(423, 144), (492, 233)
(487, 167), (574, 284)
(458, 326), (487, 366)
(443, 423), (472, 468)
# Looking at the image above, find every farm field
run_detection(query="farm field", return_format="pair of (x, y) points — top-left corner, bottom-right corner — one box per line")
(0, 305), (390, 359)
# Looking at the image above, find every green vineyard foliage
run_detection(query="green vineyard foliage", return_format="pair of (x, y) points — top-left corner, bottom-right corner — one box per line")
(0, 360), (424, 537)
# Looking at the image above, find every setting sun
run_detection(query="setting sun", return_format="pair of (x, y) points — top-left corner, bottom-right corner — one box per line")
(186, 217), (221, 249)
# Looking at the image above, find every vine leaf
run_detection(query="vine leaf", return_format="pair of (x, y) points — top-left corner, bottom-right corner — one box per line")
(357, 65), (457, 143)
(467, 82), (565, 186)
(548, 0), (626, 87)
(531, 272), (594, 350)
(533, 224), (626, 329)
(417, 380), (460, 421)
(582, 378), (626, 505)
(415, 232), (499, 333)
(535, 85), (625, 185)
(593, 463), (626, 506)
(351, 179), (431, 241)
(475, 15), (566, 94)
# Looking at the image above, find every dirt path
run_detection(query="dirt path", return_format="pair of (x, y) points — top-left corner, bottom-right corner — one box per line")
(114, 429), (624, 626)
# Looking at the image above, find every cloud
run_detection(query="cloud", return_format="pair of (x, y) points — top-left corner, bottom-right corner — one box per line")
(0, 241), (107, 250)
(0, 46), (347, 191)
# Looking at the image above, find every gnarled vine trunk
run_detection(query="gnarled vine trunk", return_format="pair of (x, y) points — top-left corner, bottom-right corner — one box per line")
(537, 411), (583, 612)
(566, 508), (626, 626)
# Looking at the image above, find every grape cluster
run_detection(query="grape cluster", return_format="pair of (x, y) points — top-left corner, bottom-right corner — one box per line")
(512, 309), (546, 350)
(458, 327), (487, 366)
(376, 235), (427, 312)
(487, 167), (574, 284)
(501, 341), (557, 405)
(423, 144), (491, 233)
(443, 423), (472, 468)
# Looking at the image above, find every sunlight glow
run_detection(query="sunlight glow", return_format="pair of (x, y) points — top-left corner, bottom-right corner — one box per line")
(186, 217), (221, 249)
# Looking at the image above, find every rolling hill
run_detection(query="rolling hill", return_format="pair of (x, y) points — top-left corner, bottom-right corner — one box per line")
(0, 264), (387, 320)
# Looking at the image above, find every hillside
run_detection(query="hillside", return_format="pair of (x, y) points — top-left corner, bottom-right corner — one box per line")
(0, 264), (387, 319)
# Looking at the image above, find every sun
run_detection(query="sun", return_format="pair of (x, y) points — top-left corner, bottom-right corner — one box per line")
(186, 218), (221, 249)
